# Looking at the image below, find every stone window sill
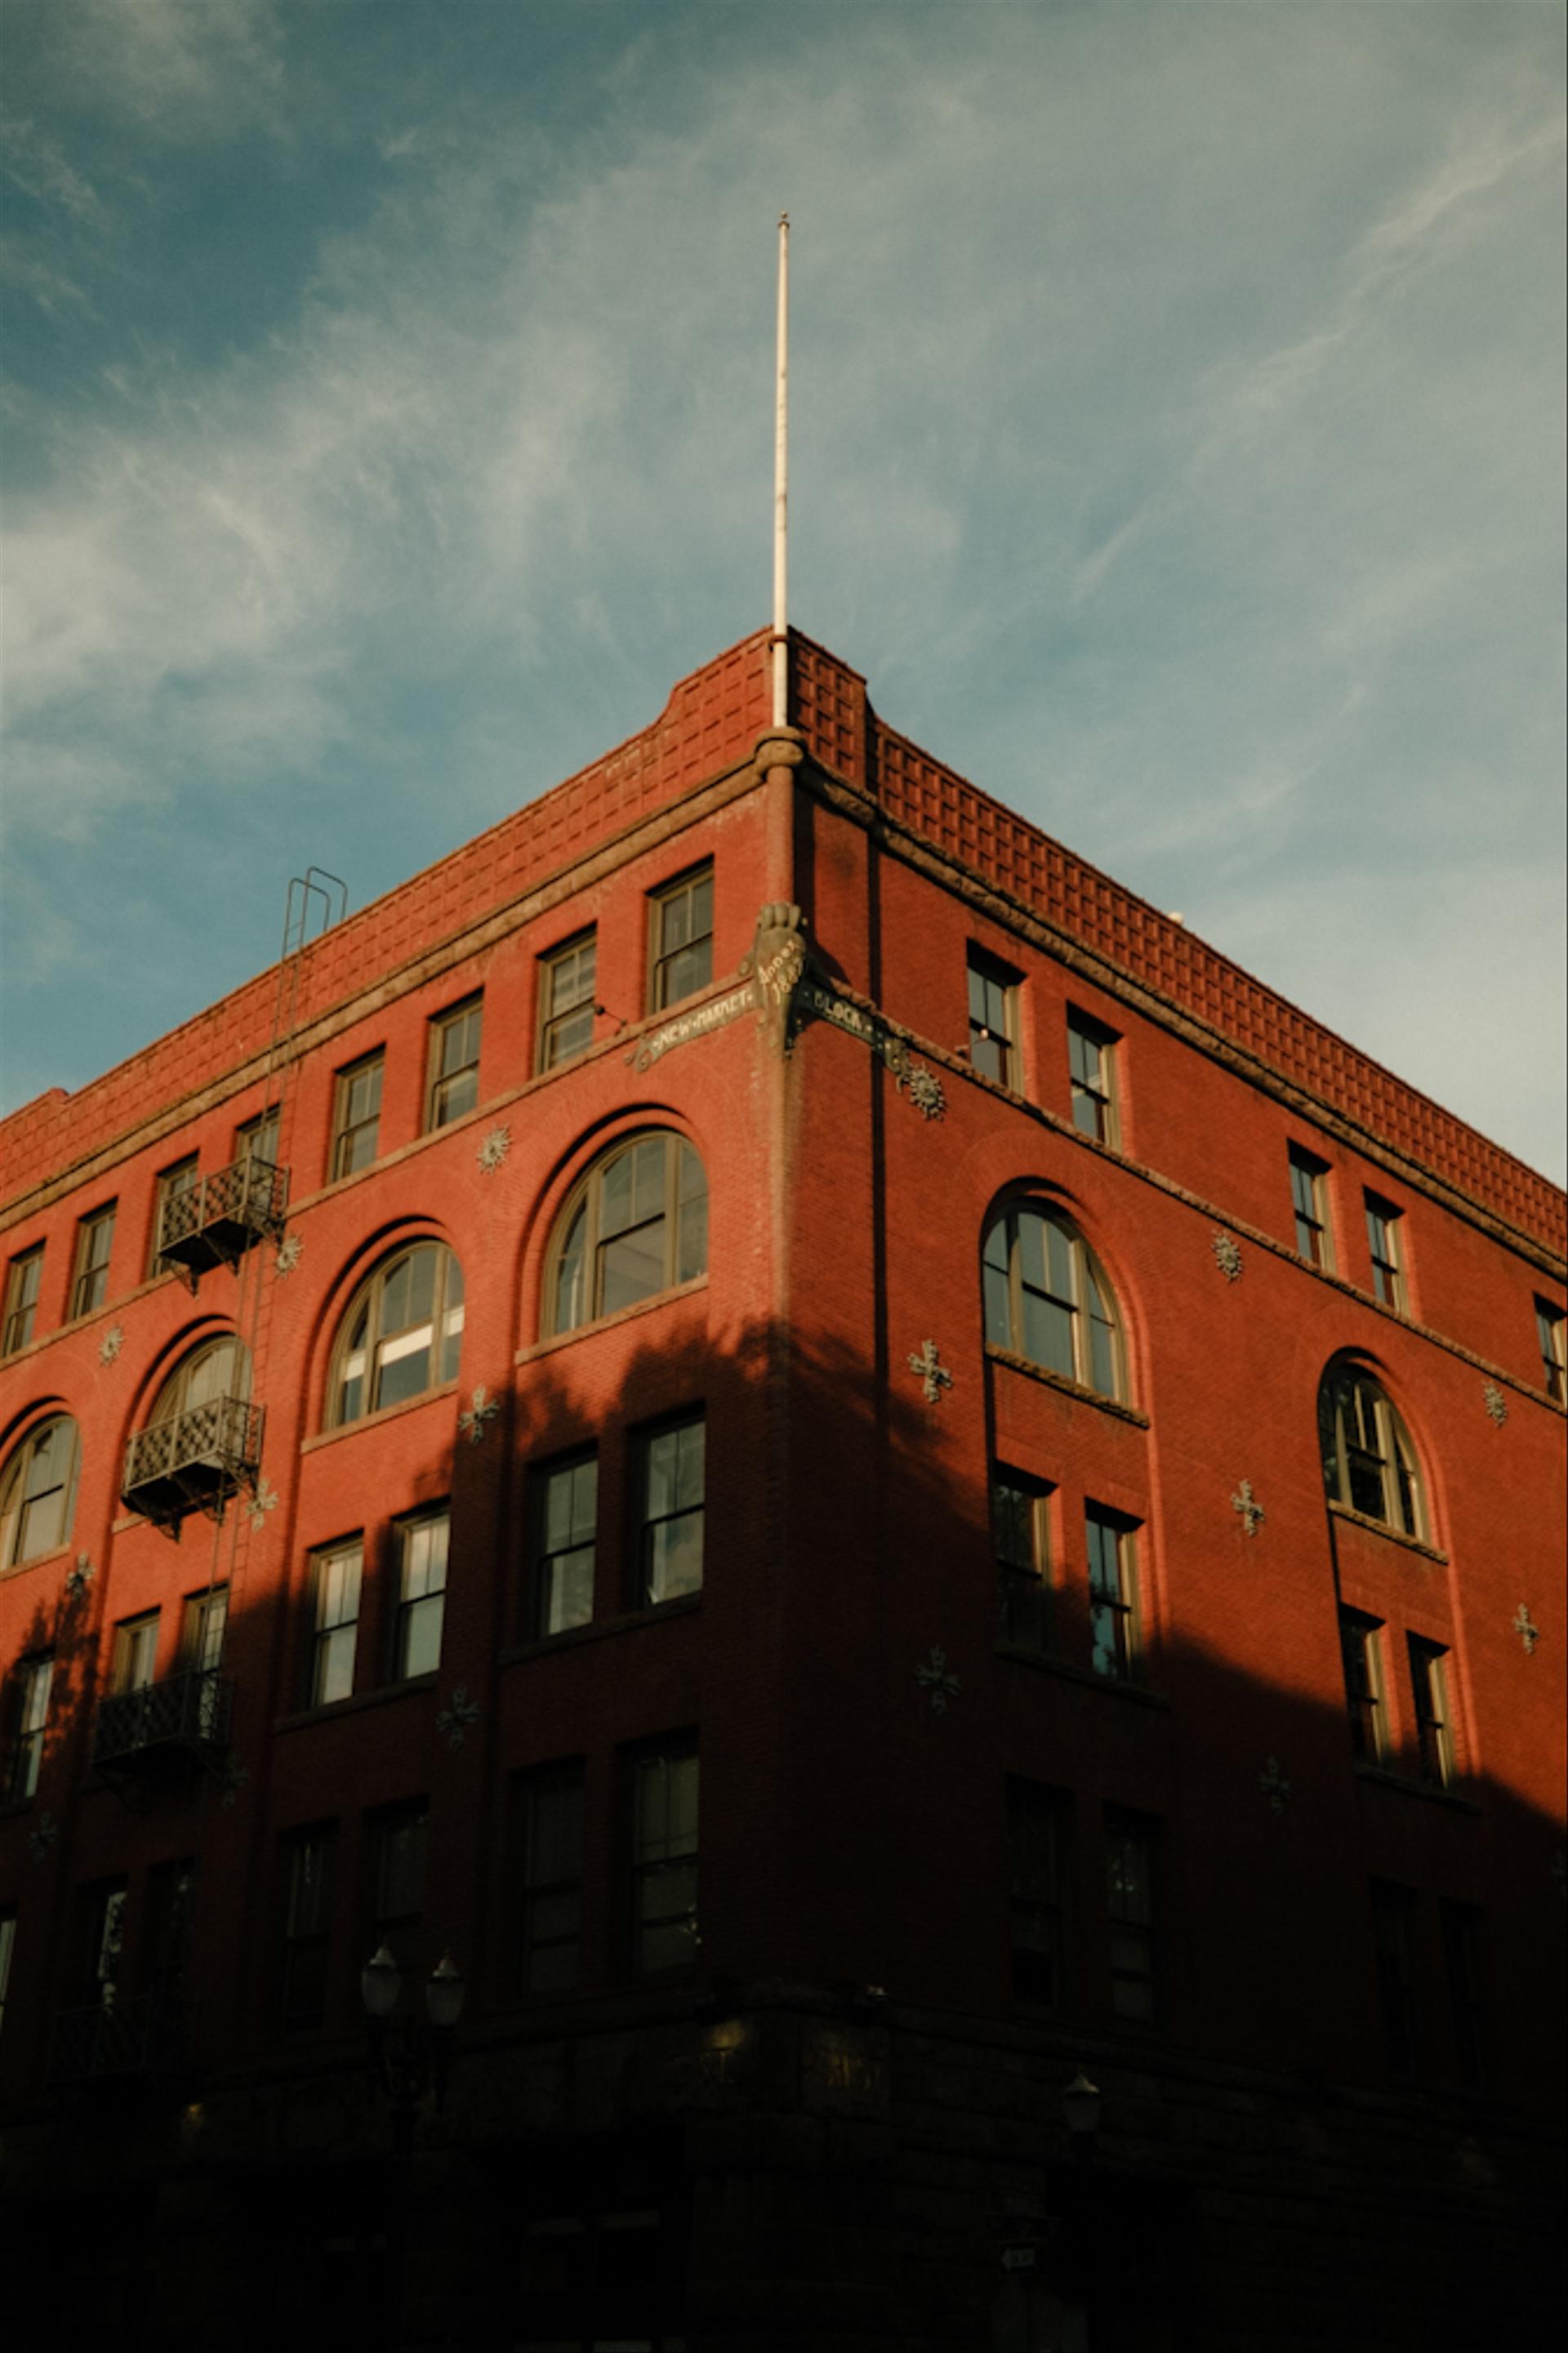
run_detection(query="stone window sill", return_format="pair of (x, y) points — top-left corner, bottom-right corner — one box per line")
(1328, 1500), (1447, 1564)
(985, 1346), (1150, 1429)
(994, 1643), (1169, 1709)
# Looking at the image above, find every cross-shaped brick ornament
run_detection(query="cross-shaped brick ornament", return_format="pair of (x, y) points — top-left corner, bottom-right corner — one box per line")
(907, 1340), (953, 1405)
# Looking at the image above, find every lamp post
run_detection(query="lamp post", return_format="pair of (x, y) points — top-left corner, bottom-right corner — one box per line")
(359, 1945), (466, 2156)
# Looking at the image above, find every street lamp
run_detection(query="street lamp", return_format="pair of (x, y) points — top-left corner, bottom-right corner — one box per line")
(359, 1945), (466, 2152)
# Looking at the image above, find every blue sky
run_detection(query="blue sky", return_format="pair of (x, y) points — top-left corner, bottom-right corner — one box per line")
(2, 1), (1564, 1183)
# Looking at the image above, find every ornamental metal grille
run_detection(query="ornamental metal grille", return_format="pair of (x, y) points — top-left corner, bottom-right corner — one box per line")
(158, 1153), (288, 1278)
(92, 1666), (233, 1770)
(121, 1395), (263, 1531)
(50, 1990), (187, 2084)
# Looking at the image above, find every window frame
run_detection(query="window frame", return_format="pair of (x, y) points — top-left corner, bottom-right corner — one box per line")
(1408, 1637), (1454, 1788)
(982, 1201), (1125, 1402)
(1319, 1362), (1425, 1540)
(181, 1585), (229, 1675)
(425, 993), (483, 1133)
(537, 929), (599, 1072)
(1288, 1145), (1333, 1269)
(545, 1130), (708, 1339)
(367, 1799), (429, 1975)
(648, 862), (715, 1013)
(1371, 1879), (1419, 2075)
(1365, 1192), (1406, 1311)
(69, 1203), (117, 1321)
(148, 1156), (198, 1277)
(326, 1241), (465, 1428)
(234, 1104), (282, 1166)
(1104, 1812), (1159, 2024)
(627, 1740), (699, 1981)
(1086, 1505), (1140, 1682)
(529, 1448), (599, 1638)
(307, 1536), (363, 1709)
(111, 1610), (161, 1696)
(1536, 1299), (1566, 1403)
(391, 1506), (449, 1682)
(1339, 1607), (1387, 1763)
(1441, 1901), (1486, 2090)
(0, 1414), (82, 1571)
(6, 1651), (54, 1803)
(149, 1333), (250, 1428)
(2, 1245), (43, 1357)
(1067, 1008), (1119, 1143)
(279, 1822), (337, 2032)
(967, 947), (1020, 1090)
(635, 1412), (706, 1609)
(1006, 1779), (1070, 2008)
(992, 1468), (1053, 1654)
(516, 1761), (586, 1996)
(329, 1050), (384, 1183)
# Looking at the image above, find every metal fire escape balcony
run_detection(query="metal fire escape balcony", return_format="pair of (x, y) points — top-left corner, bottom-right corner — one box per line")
(50, 1991), (188, 2087)
(121, 1394), (263, 1535)
(92, 1665), (234, 1780)
(158, 1153), (288, 1286)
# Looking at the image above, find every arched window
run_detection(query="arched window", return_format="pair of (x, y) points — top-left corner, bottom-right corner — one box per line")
(149, 1335), (250, 1425)
(327, 1243), (465, 1428)
(982, 1202), (1125, 1400)
(1318, 1362), (1423, 1537)
(546, 1132), (708, 1337)
(0, 1415), (81, 1570)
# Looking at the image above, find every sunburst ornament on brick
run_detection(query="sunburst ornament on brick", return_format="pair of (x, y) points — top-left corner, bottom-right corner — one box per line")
(1482, 1381), (1508, 1427)
(477, 1125), (511, 1174)
(1211, 1232), (1244, 1282)
(274, 1232), (303, 1277)
(98, 1324), (124, 1364)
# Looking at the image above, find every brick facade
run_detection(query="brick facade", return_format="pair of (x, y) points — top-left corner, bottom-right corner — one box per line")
(2, 631), (1564, 2349)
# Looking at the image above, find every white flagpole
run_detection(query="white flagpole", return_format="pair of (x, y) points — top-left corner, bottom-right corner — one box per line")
(773, 212), (789, 729)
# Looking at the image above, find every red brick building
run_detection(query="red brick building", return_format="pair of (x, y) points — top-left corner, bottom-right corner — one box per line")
(2, 627), (1564, 2350)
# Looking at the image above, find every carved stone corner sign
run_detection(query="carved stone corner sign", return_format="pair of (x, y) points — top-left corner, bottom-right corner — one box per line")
(742, 901), (809, 1060)
(1258, 1757), (1292, 1816)
(907, 1339), (953, 1405)
(915, 1647), (961, 1714)
(1212, 1232), (1244, 1283)
(1482, 1381), (1508, 1428)
(1512, 1603), (1540, 1656)
(1231, 1480), (1266, 1537)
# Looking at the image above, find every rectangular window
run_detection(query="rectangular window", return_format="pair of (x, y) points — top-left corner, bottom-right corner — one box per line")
(517, 1763), (585, 1994)
(0, 1909), (15, 2040)
(1365, 1192), (1405, 1310)
(637, 1415), (705, 1607)
(149, 1156), (198, 1275)
(143, 1857), (197, 1999)
(111, 1611), (160, 1695)
(2, 1245), (43, 1356)
(368, 1802), (428, 1974)
(309, 1538), (363, 1707)
(538, 931), (598, 1071)
(1086, 1506), (1138, 1681)
(1067, 1009), (1118, 1143)
(649, 865), (714, 1011)
(74, 1878), (127, 2008)
(1339, 1609), (1386, 1763)
(7, 1653), (54, 1803)
(330, 1052), (383, 1181)
(393, 1509), (448, 1680)
(1007, 1780), (1069, 2007)
(1536, 1299), (1566, 1403)
(1105, 1813), (1157, 2022)
(992, 1468), (1051, 1653)
(235, 1105), (281, 1166)
(1441, 1901), (1486, 2090)
(1371, 1880), (1419, 2074)
(426, 994), (483, 1131)
(69, 1205), (116, 1320)
(532, 1451), (598, 1638)
(181, 1586), (228, 1674)
(280, 1825), (337, 2031)
(1409, 1638), (1454, 1787)
(630, 1743), (698, 1979)
(967, 947), (1019, 1088)
(1289, 1146), (1333, 1268)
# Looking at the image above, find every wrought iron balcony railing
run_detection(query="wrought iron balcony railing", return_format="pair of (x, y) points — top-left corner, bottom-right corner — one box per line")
(92, 1665), (232, 1774)
(51, 1990), (187, 2085)
(121, 1393), (262, 1533)
(158, 1153), (287, 1284)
